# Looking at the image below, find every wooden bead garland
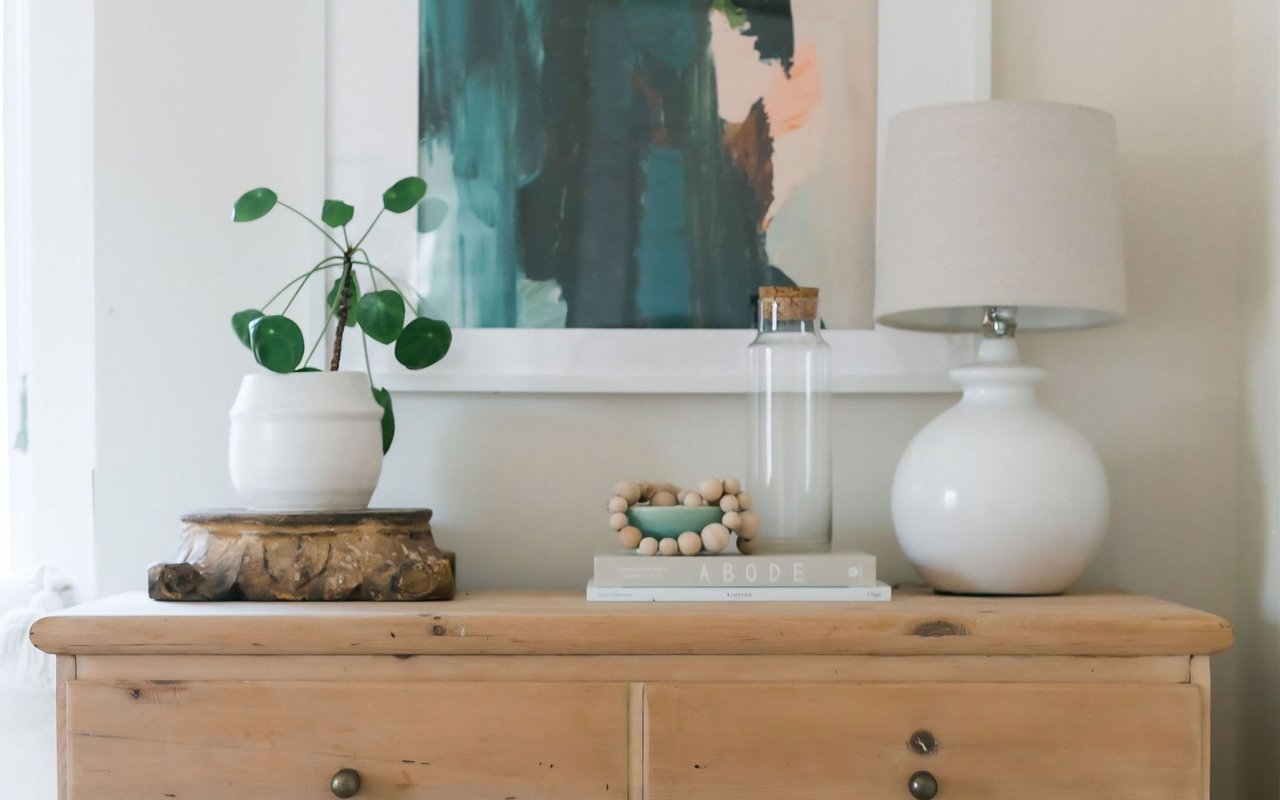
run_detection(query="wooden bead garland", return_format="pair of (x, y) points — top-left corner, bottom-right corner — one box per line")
(607, 477), (759, 556)
(677, 531), (703, 556)
(619, 526), (643, 550)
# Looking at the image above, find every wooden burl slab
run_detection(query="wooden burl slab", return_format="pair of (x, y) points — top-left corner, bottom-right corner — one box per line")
(148, 509), (455, 601)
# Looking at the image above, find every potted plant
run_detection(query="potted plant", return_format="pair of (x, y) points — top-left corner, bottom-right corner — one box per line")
(227, 177), (451, 510)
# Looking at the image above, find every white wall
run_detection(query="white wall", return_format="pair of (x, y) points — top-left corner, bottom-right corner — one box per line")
(1233, 0), (1280, 795)
(91, 2), (1255, 795)
(6, 0), (96, 595)
(94, 0), (327, 590)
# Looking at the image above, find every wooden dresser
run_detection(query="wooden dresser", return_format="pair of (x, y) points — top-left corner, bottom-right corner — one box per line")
(31, 589), (1232, 800)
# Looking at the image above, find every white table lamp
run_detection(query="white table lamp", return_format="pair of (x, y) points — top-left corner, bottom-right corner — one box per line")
(876, 100), (1127, 595)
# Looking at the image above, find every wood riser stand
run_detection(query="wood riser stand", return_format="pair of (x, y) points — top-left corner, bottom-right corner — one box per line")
(146, 509), (455, 601)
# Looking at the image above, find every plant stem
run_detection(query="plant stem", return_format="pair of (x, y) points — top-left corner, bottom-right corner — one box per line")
(302, 279), (343, 369)
(280, 268), (318, 316)
(278, 201), (343, 250)
(352, 259), (418, 318)
(361, 328), (374, 385)
(261, 257), (343, 310)
(351, 208), (384, 251)
(329, 255), (355, 370)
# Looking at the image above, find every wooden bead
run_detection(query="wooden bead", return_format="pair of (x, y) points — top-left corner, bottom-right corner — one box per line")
(719, 494), (739, 512)
(676, 490), (690, 504)
(610, 512), (630, 531)
(699, 478), (725, 502)
(650, 490), (677, 507)
(677, 531), (703, 556)
(736, 535), (758, 554)
(637, 537), (660, 556)
(619, 526), (642, 549)
(613, 480), (643, 505)
(700, 523), (730, 553)
(724, 477), (742, 495)
(608, 496), (629, 513)
(721, 510), (742, 531)
(658, 537), (679, 556)
(683, 492), (705, 507)
(639, 481), (653, 500)
(737, 491), (753, 511)
(737, 510), (760, 537)
(735, 525), (757, 542)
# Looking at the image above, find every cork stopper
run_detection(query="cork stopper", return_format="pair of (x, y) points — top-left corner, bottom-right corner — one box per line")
(759, 286), (819, 321)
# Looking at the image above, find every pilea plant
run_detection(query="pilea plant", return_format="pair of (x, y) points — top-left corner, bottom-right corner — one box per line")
(229, 176), (451, 453)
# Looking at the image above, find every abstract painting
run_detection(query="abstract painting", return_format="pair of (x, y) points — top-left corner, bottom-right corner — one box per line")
(415, 0), (877, 329)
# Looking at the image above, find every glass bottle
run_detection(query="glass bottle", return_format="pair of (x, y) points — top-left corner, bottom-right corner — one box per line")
(748, 287), (832, 553)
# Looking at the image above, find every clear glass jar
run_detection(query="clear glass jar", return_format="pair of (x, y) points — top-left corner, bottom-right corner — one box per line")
(748, 287), (832, 553)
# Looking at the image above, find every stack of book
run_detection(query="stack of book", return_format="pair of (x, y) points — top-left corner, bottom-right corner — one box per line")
(587, 549), (889, 602)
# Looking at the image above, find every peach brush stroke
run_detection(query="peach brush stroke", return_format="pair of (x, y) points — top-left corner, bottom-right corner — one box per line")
(761, 40), (823, 229)
(763, 41), (823, 136)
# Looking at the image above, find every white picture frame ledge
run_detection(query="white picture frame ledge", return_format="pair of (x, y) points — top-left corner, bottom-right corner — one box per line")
(326, 0), (990, 394)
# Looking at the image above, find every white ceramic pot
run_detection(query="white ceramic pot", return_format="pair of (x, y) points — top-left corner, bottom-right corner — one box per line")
(229, 371), (384, 511)
(891, 338), (1109, 595)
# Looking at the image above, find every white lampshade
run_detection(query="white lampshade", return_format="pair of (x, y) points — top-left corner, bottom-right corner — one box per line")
(875, 100), (1127, 331)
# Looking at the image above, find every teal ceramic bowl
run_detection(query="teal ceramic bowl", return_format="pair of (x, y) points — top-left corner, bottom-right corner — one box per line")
(626, 506), (722, 539)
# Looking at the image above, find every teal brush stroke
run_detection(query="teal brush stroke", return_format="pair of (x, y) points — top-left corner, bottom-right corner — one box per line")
(635, 148), (691, 327)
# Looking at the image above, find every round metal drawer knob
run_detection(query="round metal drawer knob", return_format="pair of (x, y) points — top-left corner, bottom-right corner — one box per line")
(908, 770), (938, 800)
(330, 768), (362, 798)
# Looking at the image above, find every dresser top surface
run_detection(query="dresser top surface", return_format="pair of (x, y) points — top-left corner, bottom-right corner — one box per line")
(30, 588), (1232, 657)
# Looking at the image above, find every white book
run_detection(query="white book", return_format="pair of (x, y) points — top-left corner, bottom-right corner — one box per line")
(585, 579), (892, 603)
(593, 549), (876, 588)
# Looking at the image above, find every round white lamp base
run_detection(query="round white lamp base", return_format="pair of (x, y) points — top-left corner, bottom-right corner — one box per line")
(891, 338), (1109, 595)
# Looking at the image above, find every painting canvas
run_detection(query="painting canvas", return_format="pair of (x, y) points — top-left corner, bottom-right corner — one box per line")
(414, 0), (878, 330)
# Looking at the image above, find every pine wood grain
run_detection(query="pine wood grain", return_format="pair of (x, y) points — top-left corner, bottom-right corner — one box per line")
(72, 653), (1192, 684)
(30, 588), (1234, 657)
(55, 655), (73, 800)
(645, 682), (1202, 799)
(1192, 654), (1212, 799)
(628, 683), (644, 800)
(67, 680), (628, 800)
(46, 591), (1230, 799)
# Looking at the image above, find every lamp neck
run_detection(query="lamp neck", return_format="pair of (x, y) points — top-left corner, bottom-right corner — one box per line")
(950, 336), (1045, 404)
(976, 336), (1022, 365)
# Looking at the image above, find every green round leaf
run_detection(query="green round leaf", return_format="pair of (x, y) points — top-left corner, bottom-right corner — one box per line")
(295, 367), (321, 373)
(248, 315), (305, 373)
(382, 176), (427, 214)
(321, 199), (354, 228)
(372, 386), (395, 454)
(232, 188), (278, 222)
(394, 317), (452, 370)
(327, 272), (361, 327)
(355, 290), (406, 344)
(419, 197), (449, 233)
(231, 308), (264, 348)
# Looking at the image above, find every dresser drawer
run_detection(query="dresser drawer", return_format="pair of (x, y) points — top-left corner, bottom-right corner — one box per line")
(66, 680), (629, 799)
(645, 682), (1202, 800)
